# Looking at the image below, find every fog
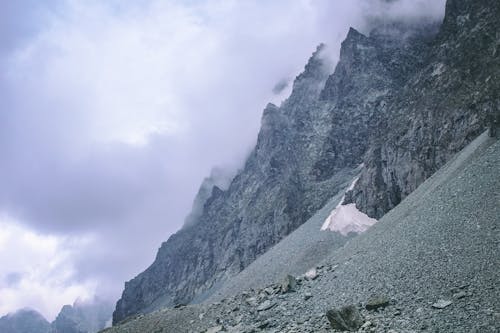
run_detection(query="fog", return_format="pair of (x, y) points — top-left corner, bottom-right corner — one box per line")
(0, 0), (446, 321)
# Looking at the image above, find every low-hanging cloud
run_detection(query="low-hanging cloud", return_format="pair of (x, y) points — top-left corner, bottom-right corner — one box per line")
(0, 0), (446, 320)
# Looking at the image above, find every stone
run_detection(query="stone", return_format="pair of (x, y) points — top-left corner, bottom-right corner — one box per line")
(431, 300), (453, 309)
(305, 268), (318, 280)
(304, 292), (313, 300)
(452, 291), (467, 299)
(326, 305), (364, 331)
(245, 297), (259, 307)
(206, 325), (224, 333)
(264, 287), (276, 295)
(281, 275), (297, 293)
(361, 321), (373, 329)
(257, 300), (277, 312)
(365, 295), (390, 311)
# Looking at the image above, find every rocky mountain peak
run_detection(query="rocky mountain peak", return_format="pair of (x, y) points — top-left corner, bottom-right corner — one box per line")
(112, 0), (498, 326)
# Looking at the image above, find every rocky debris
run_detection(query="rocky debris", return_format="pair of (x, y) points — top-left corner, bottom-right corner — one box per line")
(326, 305), (364, 331)
(205, 325), (224, 333)
(361, 320), (373, 328)
(256, 300), (276, 312)
(105, 133), (500, 333)
(280, 275), (297, 293)
(244, 297), (259, 307)
(452, 291), (468, 299)
(263, 287), (276, 295)
(305, 268), (318, 280)
(365, 295), (390, 311)
(431, 300), (453, 309)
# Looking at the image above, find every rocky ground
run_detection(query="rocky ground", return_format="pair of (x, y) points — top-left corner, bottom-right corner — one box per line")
(104, 133), (499, 332)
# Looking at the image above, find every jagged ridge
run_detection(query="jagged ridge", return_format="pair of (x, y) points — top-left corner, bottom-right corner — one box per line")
(113, 0), (499, 324)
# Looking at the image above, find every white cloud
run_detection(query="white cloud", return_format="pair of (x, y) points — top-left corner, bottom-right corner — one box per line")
(0, 0), (446, 322)
(0, 214), (96, 321)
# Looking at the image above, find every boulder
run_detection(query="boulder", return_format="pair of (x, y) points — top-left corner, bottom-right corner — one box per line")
(326, 305), (364, 331)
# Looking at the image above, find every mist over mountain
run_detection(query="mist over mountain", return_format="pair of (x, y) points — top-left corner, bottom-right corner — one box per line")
(110, 0), (499, 332)
(1, 0), (498, 332)
(0, 299), (112, 333)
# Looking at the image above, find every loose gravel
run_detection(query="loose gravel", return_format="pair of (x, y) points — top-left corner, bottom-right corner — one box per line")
(104, 133), (499, 333)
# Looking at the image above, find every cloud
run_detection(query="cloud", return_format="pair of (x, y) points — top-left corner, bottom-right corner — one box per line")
(0, 0), (446, 320)
(0, 215), (96, 321)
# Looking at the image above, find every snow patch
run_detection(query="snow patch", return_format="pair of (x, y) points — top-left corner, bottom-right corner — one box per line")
(321, 203), (377, 235)
(321, 176), (378, 235)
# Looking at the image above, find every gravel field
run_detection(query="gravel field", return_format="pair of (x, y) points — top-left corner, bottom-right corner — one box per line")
(104, 132), (499, 333)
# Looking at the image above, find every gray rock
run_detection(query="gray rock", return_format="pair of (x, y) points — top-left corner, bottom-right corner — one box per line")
(452, 291), (468, 299)
(256, 300), (276, 312)
(280, 275), (297, 293)
(326, 305), (364, 331)
(431, 300), (453, 309)
(305, 268), (318, 280)
(206, 325), (224, 333)
(365, 295), (390, 311)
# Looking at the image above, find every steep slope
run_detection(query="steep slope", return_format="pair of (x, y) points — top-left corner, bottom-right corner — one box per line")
(113, 22), (433, 323)
(0, 309), (51, 333)
(103, 131), (500, 333)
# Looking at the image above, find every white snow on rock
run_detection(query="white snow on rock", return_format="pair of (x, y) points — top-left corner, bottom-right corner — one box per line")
(305, 268), (318, 280)
(321, 176), (378, 235)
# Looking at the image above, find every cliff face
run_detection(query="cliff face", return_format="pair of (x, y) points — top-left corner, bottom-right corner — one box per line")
(113, 0), (498, 324)
(344, 0), (500, 217)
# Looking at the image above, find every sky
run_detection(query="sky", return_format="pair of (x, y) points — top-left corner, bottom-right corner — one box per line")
(0, 0), (446, 321)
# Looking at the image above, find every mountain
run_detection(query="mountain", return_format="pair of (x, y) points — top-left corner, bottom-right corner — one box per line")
(112, 0), (499, 326)
(105, 130), (499, 333)
(344, 0), (500, 217)
(52, 299), (114, 333)
(0, 299), (113, 333)
(0, 309), (51, 333)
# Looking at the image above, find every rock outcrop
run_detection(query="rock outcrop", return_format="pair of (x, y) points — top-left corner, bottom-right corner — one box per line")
(113, 0), (498, 324)
(344, 0), (500, 217)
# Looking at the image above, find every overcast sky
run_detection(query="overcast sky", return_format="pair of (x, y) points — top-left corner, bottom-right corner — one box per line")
(0, 0), (446, 321)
